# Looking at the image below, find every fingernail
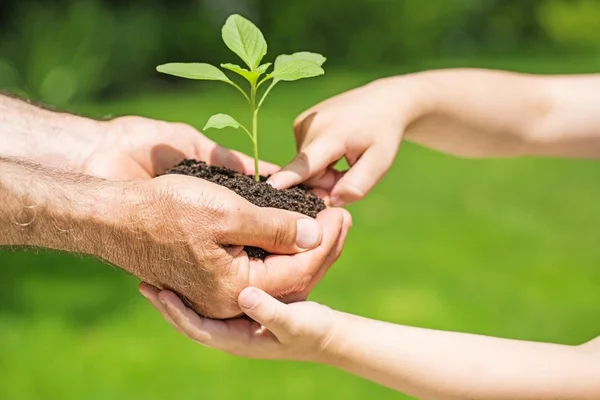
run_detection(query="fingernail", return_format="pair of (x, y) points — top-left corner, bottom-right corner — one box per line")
(266, 177), (280, 189)
(240, 289), (259, 310)
(296, 218), (321, 249)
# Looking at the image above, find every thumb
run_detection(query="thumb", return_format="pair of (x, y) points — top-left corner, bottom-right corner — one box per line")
(226, 205), (323, 254)
(238, 287), (294, 339)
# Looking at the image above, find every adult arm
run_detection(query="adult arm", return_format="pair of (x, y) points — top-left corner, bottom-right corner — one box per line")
(0, 94), (100, 171)
(0, 154), (349, 320)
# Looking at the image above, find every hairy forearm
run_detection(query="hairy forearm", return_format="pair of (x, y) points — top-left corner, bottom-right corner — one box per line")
(0, 157), (219, 311)
(321, 312), (600, 399)
(0, 94), (102, 170)
(392, 69), (600, 158)
(0, 156), (129, 257)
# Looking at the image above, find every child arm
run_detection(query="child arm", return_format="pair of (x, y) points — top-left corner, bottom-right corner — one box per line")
(141, 284), (600, 400)
(268, 69), (600, 205)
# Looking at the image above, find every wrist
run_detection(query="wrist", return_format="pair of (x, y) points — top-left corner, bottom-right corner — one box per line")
(0, 95), (103, 172)
(311, 309), (353, 366)
(368, 74), (437, 137)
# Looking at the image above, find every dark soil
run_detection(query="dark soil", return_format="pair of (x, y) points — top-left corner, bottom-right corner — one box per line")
(163, 159), (326, 259)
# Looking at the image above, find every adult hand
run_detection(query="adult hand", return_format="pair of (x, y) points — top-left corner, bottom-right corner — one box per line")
(81, 115), (276, 180)
(123, 173), (352, 318)
(1, 95), (352, 318)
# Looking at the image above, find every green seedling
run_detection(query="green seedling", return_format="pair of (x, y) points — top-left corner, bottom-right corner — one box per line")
(156, 14), (326, 181)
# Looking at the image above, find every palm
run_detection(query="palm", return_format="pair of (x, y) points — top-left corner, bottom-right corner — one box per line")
(82, 116), (275, 180)
(81, 117), (202, 180)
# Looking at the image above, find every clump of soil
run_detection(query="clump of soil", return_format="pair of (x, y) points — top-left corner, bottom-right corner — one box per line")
(164, 159), (326, 259)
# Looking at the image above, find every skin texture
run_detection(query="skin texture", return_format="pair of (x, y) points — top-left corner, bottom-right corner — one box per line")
(0, 94), (351, 318)
(143, 68), (600, 397)
(142, 286), (600, 400)
(267, 68), (600, 205)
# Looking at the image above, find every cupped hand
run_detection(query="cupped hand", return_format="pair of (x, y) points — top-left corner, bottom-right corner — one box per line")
(76, 114), (352, 318)
(81, 115), (277, 180)
(109, 172), (352, 319)
(140, 284), (336, 362)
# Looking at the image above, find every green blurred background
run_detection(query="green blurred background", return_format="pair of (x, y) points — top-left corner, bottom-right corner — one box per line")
(1, 1), (599, 399)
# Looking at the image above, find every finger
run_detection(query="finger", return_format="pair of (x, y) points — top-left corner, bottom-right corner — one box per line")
(224, 205), (324, 254)
(305, 167), (345, 193)
(158, 290), (233, 345)
(312, 188), (332, 206)
(330, 145), (397, 206)
(138, 283), (185, 335)
(267, 137), (345, 189)
(281, 208), (352, 303)
(238, 287), (295, 339)
(250, 208), (345, 297)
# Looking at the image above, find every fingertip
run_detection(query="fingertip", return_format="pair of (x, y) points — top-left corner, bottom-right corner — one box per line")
(138, 282), (158, 298)
(239, 287), (261, 311)
(158, 291), (185, 313)
(296, 218), (323, 250)
(340, 208), (353, 229)
(331, 184), (365, 206)
(330, 195), (344, 207)
(266, 172), (295, 190)
(312, 188), (331, 205)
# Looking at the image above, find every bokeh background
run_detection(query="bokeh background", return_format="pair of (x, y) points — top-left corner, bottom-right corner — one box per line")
(1, 0), (599, 399)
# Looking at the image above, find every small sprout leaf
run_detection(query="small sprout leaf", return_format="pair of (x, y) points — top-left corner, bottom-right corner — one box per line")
(203, 113), (243, 131)
(271, 60), (324, 82)
(274, 52), (326, 69)
(256, 62), (272, 74)
(221, 14), (267, 70)
(221, 63), (260, 84)
(156, 63), (231, 82)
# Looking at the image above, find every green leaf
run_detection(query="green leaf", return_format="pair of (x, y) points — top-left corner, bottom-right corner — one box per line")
(271, 60), (324, 82)
(156, 63), (231, 82)
(203, 114), (243, 131)
(256, 63), (272, 74)
(274, 52), (326, 70)
(221, 14), (267, 70)
(220, 63), (260, 84)
(221, 64), (260, 85)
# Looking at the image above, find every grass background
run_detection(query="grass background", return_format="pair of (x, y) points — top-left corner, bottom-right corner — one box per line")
(1, 58), (599, 399)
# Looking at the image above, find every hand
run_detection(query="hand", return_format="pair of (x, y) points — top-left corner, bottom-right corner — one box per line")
(1, 96), (352, 319)
(267, 77), (426, 206)
(81, 115), (276, 180)
(102, 170), (352, 319)
(140, 285), (336, 362)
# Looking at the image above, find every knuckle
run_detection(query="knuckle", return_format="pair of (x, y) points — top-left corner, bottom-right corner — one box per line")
(210, 202), (242, 240)
(293, 113), (309, 136)
(272, 217), (293, 248)
(263, 307), (280, 326)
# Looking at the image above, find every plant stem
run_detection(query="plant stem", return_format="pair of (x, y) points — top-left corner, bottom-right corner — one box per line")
(252, 109), (259, 182)
(257, 81), (277, 111)
(250, 83), (260, 182)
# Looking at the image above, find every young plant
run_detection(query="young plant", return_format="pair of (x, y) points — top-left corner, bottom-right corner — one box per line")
(156, 14), (326, 182)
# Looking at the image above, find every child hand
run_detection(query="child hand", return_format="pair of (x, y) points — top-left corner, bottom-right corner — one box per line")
(140, 283), (337, 362)
(267, 77), (425, 206)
